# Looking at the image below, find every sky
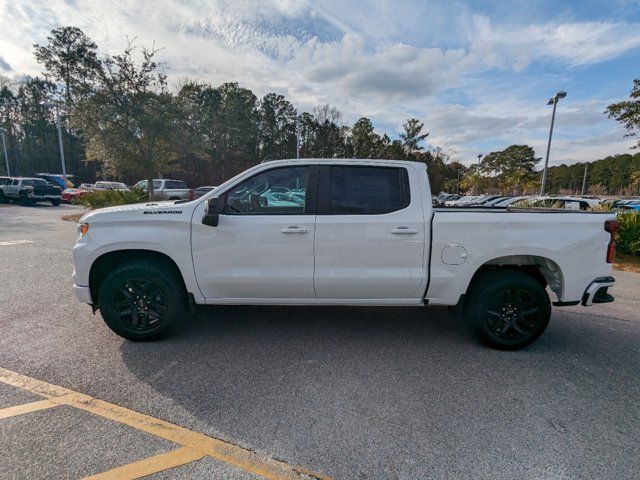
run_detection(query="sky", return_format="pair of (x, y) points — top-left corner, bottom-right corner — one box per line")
(0, 0), (639, 166)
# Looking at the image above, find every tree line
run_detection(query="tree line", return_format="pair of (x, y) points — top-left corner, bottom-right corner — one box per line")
(0, 26), (639, 198)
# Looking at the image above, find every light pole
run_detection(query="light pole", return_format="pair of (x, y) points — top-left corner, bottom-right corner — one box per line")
(477, 153), (482, 166)
(581, 163), (588, 196)
(0, 127), (9, 176)
(540, 91), (567, 196)
(295, 115), (301, 159)
(40, 102), (67, 182)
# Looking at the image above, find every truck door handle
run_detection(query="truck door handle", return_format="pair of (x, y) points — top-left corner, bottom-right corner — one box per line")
(281, 226), (309, 234)
(391, 227), (418, 234)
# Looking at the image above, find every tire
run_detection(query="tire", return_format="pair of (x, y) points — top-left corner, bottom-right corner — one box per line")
(98, 260), (188, 341)
(51, 199), (60, 206)
(70, 196), (77, 205)
(19, 194), (31, 206)
(463, 270), (551, 350)
(0, 191), (6, 203)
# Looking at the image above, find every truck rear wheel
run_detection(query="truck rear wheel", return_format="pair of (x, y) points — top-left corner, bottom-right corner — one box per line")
(51, 199), (60, 206)
(464, 270), (551, 350)
(98, 260), (187, 341)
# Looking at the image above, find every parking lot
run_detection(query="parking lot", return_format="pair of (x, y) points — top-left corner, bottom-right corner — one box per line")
(1, 203), (639, 479)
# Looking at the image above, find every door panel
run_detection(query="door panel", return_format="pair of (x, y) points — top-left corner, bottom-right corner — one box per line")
(314, 165), (425, 299)
(191, 165), (317, 299)
(192, 214), (316, 298)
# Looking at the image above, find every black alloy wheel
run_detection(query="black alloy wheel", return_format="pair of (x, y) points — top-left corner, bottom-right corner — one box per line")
(464, 270), (551, 350)
(485, 287), (540, 340)
(110, 277), (168, 333)
(98, 260), (187, 340)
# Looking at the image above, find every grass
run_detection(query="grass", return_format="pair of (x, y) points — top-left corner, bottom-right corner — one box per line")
(614, 253), (640, 274)
(61, 213), (84, 223)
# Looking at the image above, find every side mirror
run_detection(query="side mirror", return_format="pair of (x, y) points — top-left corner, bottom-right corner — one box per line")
(202, 197), (223, 227)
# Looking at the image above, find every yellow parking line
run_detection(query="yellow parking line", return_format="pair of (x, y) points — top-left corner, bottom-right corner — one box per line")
(0, 399), (59, 419)
(0, 367), (331, 480)
(83, 447), (204, 480)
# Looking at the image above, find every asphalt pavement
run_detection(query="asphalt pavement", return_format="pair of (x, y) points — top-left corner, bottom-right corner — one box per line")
(0, 203), (639, 479)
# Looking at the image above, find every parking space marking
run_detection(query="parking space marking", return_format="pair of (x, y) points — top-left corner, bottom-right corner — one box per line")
(0, 398), (59, 419)
(0, 367), (331, 480)
(0, 240), (34, 246)
(83, 447), (204, 480)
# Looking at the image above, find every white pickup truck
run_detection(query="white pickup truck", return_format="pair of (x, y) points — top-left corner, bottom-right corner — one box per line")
(73, 159), (617, 349)
(0, 177), (62, 205)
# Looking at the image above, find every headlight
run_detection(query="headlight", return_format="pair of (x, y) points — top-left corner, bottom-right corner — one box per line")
(78, 223), (89, 237)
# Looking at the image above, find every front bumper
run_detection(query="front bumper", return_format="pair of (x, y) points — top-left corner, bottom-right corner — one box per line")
(582, 276), (615, 306)
(73, 284), (93, 305)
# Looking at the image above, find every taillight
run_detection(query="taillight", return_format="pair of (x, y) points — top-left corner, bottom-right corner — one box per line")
(604, 219), (618, 263)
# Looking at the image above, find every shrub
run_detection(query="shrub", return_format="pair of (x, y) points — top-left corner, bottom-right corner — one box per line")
(617, 211), (640, 256)
(587, 203), (613, 212)
(78, 189), (146, 210)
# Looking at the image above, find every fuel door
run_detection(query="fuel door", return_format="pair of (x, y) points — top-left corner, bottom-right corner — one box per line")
(441, 245), (468, 265)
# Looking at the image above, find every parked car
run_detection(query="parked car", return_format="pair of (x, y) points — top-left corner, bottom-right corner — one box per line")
(446, 195), (491, 206)
(512, 196), (600, 210)
(194, 186), (217, 198)
(73, 159), (616, 350)
(0, 176), (11, 186)
(94, 181), (129, 191)
(132, 179), (195, 201)
(490, 196), (531, 207)
(79, 183), (95, 191)
(62, 187), (91, 204)
(0, 177), (62, 206)
(616, 199), (640, 211)
(35, 173), (77, 189)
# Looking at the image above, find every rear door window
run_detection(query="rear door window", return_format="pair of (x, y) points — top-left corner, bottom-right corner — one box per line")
(325, 166), (410, 214)
(165, 180), (187, 189)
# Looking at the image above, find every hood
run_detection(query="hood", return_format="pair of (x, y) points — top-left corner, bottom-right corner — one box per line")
(80, 200), (192, 223)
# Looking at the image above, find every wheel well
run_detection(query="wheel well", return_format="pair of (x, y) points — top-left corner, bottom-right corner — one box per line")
(467, 255), (563, 301)
(89, 250), (186, 306)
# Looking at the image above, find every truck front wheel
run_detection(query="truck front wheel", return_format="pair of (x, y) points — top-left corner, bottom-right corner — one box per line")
(464, 271), (551, 350)
(98, 260), (187, 341)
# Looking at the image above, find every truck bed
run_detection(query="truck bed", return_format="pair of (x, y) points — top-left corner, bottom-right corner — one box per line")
(426, 207), (614, 306)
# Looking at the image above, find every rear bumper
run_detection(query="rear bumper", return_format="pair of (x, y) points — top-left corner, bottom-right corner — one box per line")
(73, 284), (93, 305)
(582, 276), (615, 306)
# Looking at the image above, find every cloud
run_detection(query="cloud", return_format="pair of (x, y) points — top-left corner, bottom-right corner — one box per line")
(286, 35), (468, 104)
(469, 16), (640, 71)
(0, 1), (638, 165)
(0, 56), (11, 71)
